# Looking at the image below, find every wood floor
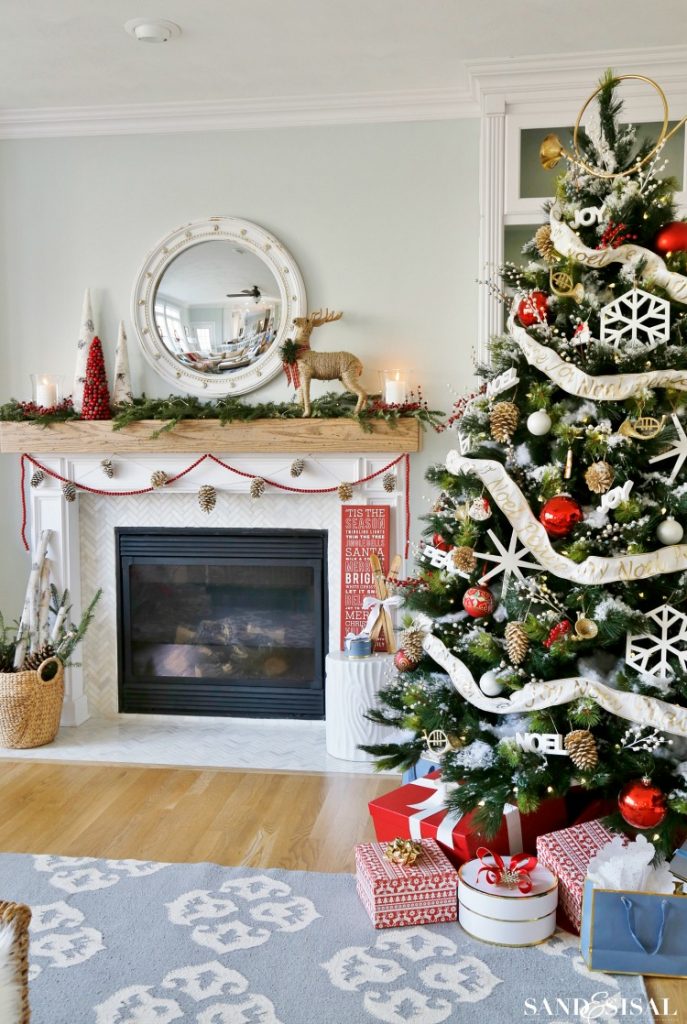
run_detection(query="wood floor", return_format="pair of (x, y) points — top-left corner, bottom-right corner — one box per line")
(1, 760), (684, 1020)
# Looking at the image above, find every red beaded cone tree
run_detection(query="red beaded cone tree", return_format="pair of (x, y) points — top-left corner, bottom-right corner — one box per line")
(81, 337), (112, 420)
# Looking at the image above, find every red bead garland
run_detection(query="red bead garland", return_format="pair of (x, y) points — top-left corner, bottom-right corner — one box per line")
(20, 452), (411, 556)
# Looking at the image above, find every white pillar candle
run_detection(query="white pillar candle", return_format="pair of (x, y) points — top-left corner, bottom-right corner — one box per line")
(36, 380), (58, 408)
(384, 374), (406, 405)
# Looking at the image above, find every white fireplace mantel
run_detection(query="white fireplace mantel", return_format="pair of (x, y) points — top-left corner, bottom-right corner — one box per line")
(27, 449), (409, 724)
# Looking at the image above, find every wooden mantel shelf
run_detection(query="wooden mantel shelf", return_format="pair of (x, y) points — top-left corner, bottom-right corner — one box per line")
(0, 417), (421, 455)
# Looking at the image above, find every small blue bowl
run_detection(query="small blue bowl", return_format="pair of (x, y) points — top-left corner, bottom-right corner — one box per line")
(345, 636), (373, 658)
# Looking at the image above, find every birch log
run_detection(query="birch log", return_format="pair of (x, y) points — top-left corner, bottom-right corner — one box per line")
(37, 560), (52, 648)
(25, 530), (52, 657)
(50, 603), (68, 645)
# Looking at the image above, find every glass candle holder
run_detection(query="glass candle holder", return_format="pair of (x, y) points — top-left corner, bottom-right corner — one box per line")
(379, 369), (410, 405)
(30, 374), (64, 409)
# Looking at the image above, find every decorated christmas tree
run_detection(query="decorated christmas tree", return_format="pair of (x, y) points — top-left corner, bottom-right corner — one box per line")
(81, 336), (112, 420)
(366, 74), (687, 856)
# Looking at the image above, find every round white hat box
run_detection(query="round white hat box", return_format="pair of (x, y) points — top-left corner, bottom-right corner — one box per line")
(458, 856), (558, 946)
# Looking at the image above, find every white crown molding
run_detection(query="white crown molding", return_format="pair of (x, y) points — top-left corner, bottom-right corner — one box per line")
(0, 87), (478, 140)
(467, 44), (687, 112)
(1, 44), (686, 138)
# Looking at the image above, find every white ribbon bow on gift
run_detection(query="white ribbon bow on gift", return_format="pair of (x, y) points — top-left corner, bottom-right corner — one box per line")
(407, 775), (524, 852)
(361, 595), (404, 636)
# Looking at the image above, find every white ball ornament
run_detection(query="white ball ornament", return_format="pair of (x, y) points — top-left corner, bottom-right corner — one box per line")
(527, 410), (552, 436)
(656, 517), (684, 545)
(479, 670), (504, 697)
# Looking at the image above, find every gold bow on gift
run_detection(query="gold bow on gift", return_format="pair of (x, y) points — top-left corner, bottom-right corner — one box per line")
(385, 838), (423, 867)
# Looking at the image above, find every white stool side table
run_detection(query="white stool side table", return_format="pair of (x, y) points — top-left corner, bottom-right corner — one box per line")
(325, 651), (399, 761)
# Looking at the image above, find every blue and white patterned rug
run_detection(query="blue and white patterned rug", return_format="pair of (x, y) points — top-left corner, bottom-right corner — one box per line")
(0, 854), (653, 1024)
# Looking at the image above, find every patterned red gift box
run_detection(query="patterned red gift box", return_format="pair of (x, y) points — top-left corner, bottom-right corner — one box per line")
(537, 819), (621, 933)
(355, 839), (458, 928)
(369, 770), (568, 869)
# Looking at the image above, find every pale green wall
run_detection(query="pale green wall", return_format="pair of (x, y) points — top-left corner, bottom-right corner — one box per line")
(0, 119), (480, 611)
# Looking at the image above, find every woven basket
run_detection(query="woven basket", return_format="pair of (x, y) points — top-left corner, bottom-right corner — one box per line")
(0, 900), (31, 1023)
(0, 657), (64, 749)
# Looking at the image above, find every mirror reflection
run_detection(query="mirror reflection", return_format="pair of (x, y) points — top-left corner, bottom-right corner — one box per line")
(154, 240), (283, 375)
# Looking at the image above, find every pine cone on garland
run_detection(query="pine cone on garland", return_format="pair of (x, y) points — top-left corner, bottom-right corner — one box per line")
(30, 470), (45, 488)
(250, 477), (266, 499)
(505, 621), (529, 665)
(22, 642), (57, 672)
(451, 546), (477, 573)
(565, 729), (599, 770)
(62, 481), (77, 503)
(490, 401), (519, 442)
(338, 482), (353, 502)
(101, 458), (114, 479)
(198, 485), (216, 514)
(584, 461), (614, 495)
(400, 627), (426, 664)
(534, 225), (559, 264)
(150, 470), (168, 489)
(382, 472), (396, 493)
(290, 458), (306, 478)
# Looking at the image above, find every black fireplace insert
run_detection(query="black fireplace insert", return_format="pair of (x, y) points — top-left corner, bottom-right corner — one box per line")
(116, 528), (327, 718)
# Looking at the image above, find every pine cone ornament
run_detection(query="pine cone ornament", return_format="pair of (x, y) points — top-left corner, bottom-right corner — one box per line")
(490, 401), (519, 442)
(338, 482), (353, 502)
(451, 546), (477, 573)
(290, 458), (305, 478)
(30, 469), (45, 488)
(22, 642), (56, 672)
(150, 470), (168, 489)
(565, 729), (599, 770)
(534, 224), (558, 264)
(198, 484), (216, 514)
(505, 621), (529, 665)
(250, 477), (266, 499)
(400, 627), (425, 664)
(584, 461), (615, 495)
(383, 472), (396, 493)
(62, 481), (76, 503)
(101, 458), (114, 479)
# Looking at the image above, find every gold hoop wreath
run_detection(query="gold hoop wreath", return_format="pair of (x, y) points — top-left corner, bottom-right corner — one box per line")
(540, 74), (686, 180)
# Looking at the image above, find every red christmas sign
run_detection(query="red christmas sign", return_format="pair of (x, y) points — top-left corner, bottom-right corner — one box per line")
(340, 505), (390, 651)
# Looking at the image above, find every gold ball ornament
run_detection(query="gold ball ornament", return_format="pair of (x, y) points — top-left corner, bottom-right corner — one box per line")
(584, 461), (615, 495)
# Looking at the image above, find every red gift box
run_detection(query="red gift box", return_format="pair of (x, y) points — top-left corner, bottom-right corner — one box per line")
(355, 839), (458, 928)
(537, 819), (621, 933)
(368, 770), (568, 869)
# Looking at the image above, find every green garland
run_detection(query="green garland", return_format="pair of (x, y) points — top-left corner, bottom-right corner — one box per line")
(0, 392), (444, 436)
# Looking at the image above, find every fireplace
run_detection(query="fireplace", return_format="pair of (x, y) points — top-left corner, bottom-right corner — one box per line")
(116, 528), (328, 718)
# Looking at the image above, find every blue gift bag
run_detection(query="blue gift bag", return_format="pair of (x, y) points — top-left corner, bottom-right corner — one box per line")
(580, 878), (687, 977)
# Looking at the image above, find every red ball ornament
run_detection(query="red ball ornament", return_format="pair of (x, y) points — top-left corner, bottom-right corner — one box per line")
(432, 532), (453, 552)
(462, 585), (495, 618)
(539, 495), (583, 538)
(517, 291), (549, 327)
(543, 619), (572, 648)
(394, 649), (417, 672)
(654, 221), (687, 258)
(618, 778), (668, 830)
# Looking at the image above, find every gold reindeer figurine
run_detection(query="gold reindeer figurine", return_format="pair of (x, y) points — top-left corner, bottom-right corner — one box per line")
(291, 309), (367, 418)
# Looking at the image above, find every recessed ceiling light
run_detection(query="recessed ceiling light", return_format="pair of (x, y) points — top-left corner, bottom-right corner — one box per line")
(124, 18), (181, 44)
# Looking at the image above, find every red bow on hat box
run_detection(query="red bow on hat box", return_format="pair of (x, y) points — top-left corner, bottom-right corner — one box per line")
(369, 770), (567, 869)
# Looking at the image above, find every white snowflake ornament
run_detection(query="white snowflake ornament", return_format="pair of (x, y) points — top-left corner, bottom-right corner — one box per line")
(474, 528), (544, 595)
(626, 604), (687, 681)
(600, 287), (670, 353)
(649, 413), (687, 483)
